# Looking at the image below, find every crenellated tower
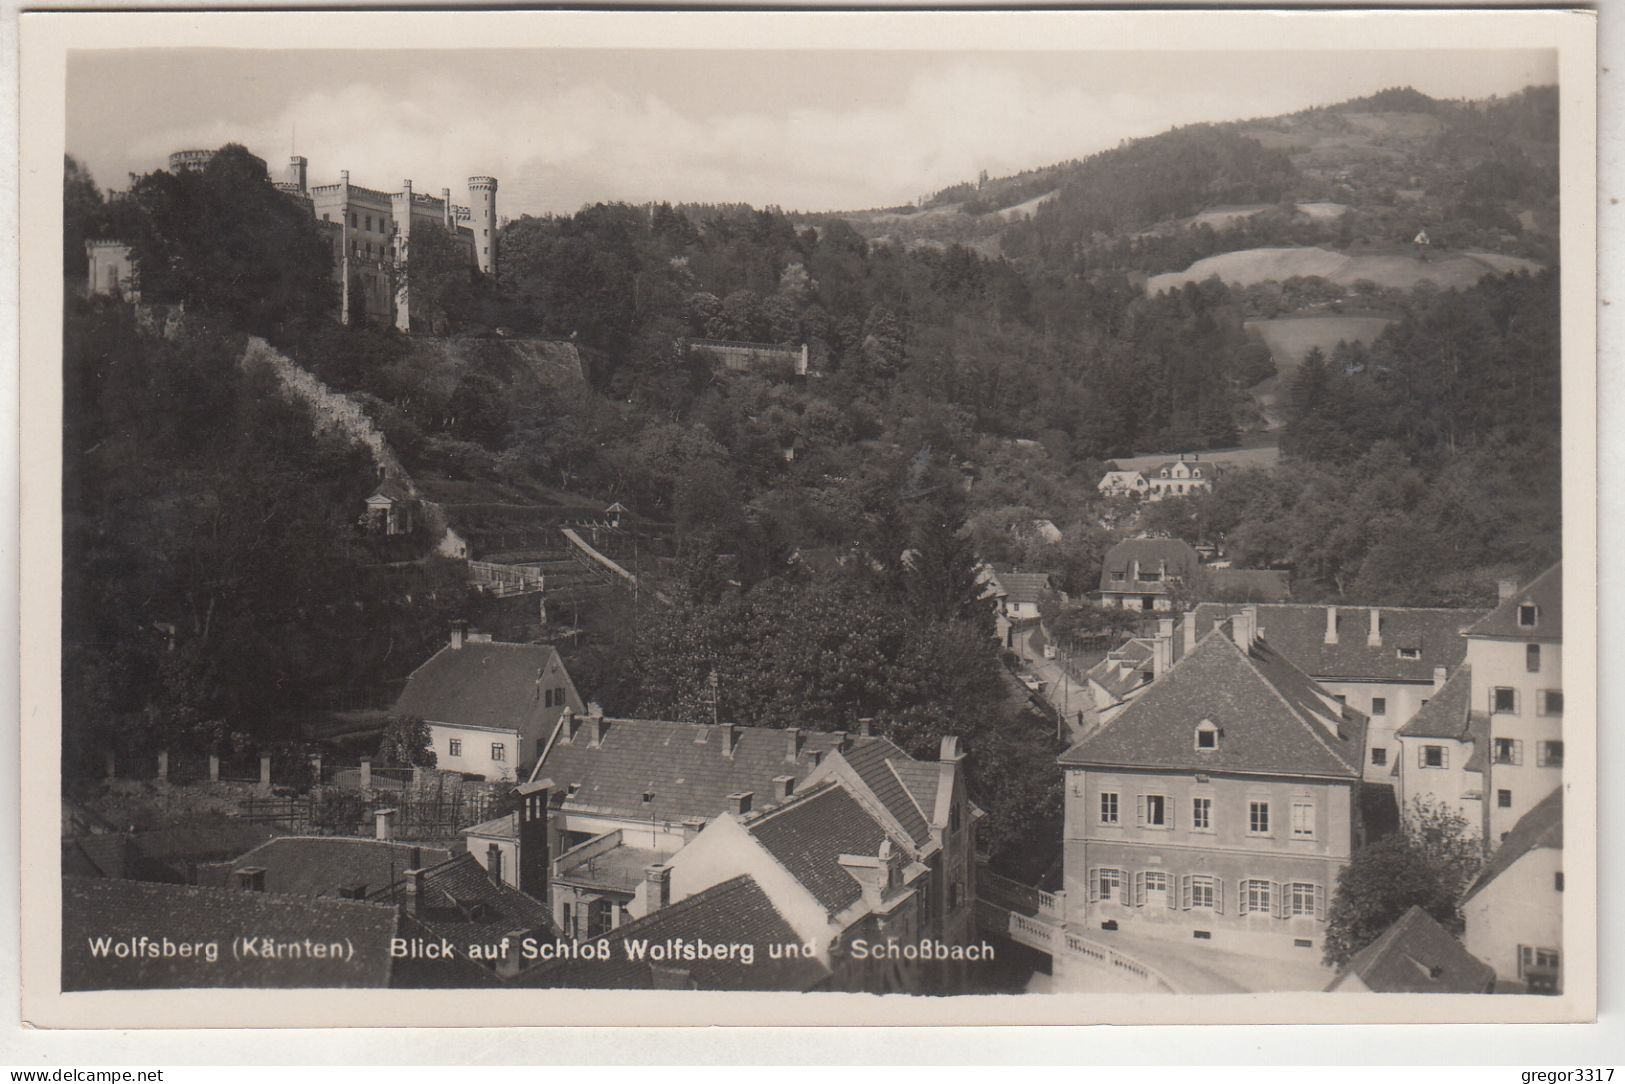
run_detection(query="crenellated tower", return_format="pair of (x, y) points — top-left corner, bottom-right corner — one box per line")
(468, 175), (498, 275)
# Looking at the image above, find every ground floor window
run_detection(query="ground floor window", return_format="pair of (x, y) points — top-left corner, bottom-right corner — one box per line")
(1287, 882), (1326, 920)
(1133, 870), (1171, 908)
(448, 739), (462, 757)
(1090, 867), (1126, 904)
(1243, 879), (1273, 915)
(1180, 874), (1221, 912)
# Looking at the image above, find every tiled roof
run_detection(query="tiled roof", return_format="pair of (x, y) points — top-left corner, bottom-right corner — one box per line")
(1207, 569), (1292, 602)
(464, 812), (518, 840)
(1464, 787), (1563, 903)
(394, 642), (562, 729)
(372, 852), (552, 945)
(989, 571), (1052, 605)
(747, 784), (891, 914)
(1099, 538), (1199, 593)
(839, 738), (932, 843)
(1334, 906), (1496, 993)
(1061, 625), (1365, 779)
(1461, 712), (1491, 775)
(889, 760), (942, 831)
(1397, 665), (1474, 740)
(538, 717), (849, 824)
(1466, 564), (1562, 642)
(522, 876), (829, 991)
(62, 877), (496, 989)
(62, 834), (137, 880)
(1190, 603), (1481, 683)
(205, 837), (452, 898)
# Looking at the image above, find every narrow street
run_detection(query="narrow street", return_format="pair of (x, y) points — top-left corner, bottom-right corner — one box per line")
(1014, 624), (1099, 745)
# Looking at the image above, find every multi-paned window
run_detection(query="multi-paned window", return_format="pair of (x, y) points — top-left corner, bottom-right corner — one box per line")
(1291, 800), (1315, 838)
(1498, 789), (1513, 808)
(1493, 738), (1524, 766)
(448, 739), (462, 757)
(1089, 867), (1125, 904)
(491, 743), (506, 762)
(1537, 740), (1564, 767)
(1288, 882), (1325, 919)
(1132, 871), (1171, 907)
(1138, 793), (1169, 829)
(1099, 791), (1120, 825)
(1248, 800), (1271, 836)
(1421, 745), (1447, 769)
(1243, 879), (1273, 915)
(1527, 644), (1542, 672)
(1538, 690), (1565, 716)
(1191, 796), (1212, 832)
(1185, 875), (1217, 911)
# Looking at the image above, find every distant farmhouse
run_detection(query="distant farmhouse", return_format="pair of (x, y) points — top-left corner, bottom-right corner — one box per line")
(685, 338), (810, 378)
(85, 147), (498, 331)
(1098, 538), (1290, 611)
(1098, 455), (1220, 503)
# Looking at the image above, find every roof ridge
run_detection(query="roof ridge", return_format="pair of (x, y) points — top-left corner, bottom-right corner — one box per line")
(886, 758), (932, 826)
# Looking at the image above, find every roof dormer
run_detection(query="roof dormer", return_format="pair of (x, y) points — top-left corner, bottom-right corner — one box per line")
(1194, 718), (1220, 751)
(1518, 602), (1539, 628)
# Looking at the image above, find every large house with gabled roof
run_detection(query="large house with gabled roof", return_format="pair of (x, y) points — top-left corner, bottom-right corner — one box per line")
(1463, 786), (1563, 993)
(1058, 607), (1366, 973)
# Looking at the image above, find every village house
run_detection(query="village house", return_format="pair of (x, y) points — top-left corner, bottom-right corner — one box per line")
(1394, 565), (1561, 842)
(1097, 538), (1199, 611)
(363, 477), (415, 536)
(508, 714), (850, 939)
(1058, 608), (1366, 977)
(1097, 470), (1150, 499)
(201, 832), (451, 899)
(981, 568), (1057, 623)
(1325, 905), (1495, 994)
(391, 624), (586, 783)
(1462, 786), (1563, 994)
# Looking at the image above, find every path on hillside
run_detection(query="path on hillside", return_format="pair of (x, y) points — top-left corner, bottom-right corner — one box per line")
(1017, 626), (1096, 744)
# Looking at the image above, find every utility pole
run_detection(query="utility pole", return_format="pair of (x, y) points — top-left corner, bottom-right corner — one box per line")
(706, 667), (720, 728)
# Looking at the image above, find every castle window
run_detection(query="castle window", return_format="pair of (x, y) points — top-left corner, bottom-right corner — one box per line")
(350, 213), (357, 228)
(365, 215), (372, 231)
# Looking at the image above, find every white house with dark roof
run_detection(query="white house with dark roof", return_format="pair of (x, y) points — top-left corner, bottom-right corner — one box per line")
(392, 624), (585, 782)
(1098, 470), (1150, 499)
(1463, 786), (1563, 993)
(982, 569), (1057, 622)
(1058, 607), (1366, 974)
(1098, 538), (1200, 611)
(1326, 905), (1495, 993)
(1394, 664), (1488, 831)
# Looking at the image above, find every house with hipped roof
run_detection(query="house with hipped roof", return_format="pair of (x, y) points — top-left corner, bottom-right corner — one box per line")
(392, 624), (586, 782)
(1463, 786), (1563, 994)
(1098, 538), (1201, 611)
(1058, 607), (1367, 975)
(1325, 905), (1495, 993)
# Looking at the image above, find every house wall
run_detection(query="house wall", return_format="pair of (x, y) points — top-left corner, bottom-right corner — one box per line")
(1469, 637), (1563, 841)
(86, 242), (137, 298)
(466, 833), (519, 890)
(1394, 733), (1482, 832)
(1315, 678), (1436, 782)
(428, 722), (521, 782)
(1062, 766), (1355, 960)
(1464, 846), (1562, 989)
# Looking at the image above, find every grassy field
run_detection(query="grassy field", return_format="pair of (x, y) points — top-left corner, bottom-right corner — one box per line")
(1146, 246), (1543, 295)
(1244, 313), (1398, 426)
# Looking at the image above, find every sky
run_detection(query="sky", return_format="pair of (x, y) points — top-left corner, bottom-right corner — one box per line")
(66, 47), (1557, 218)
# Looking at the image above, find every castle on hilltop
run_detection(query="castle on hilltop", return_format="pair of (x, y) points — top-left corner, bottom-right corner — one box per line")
(85, 147), (499, 332)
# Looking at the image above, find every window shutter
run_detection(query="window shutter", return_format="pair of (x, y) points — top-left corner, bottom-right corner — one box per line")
(1180, 875), (1192, 911)
(1272, 882), (1284, 919)
(1441, 746), (1449, 770)
(1215, 878), (1225, 915)
(1134, 872), (1146, 907)
(1314, 884), (1326, 922)
(1087, 868), (1099, 903)
(1166, 798), (1175, 831)
(1418, 744), (1427, 769)
(1514, 740), (1524, 767)
(1119, 877), (1130, 906)
(1136, 795), (1146, 827)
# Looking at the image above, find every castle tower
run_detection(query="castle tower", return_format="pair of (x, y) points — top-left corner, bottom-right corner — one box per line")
(339, 169), (352, 327)
(468, 176), (498, 275)
(286, 155), (308, 194)
(393, 179), (413, 332)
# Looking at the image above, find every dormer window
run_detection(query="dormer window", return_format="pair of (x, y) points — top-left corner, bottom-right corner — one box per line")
(1518, 603), (1538, 628)
(1192, 469), (1201, 478)
(1195, 719), (1219, 751)
(1397, 647), (1421, 661)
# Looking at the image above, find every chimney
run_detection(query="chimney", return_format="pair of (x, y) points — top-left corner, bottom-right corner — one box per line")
(450, 620), (468, 650)
(1151, 635), (1173, 680)
(560, 706), (576, 742)
(1158, 616), (1175, 640)
(403, 868), (425, 917)
(681, 816), (707, 843)
(645, 864), (671, 912)
(1183, 611), (1197, 657)
(719, 723), (736, 758)
(1498, 578), (1520, 602)
(1433, 666), (1448, 690)
(235, 866), (266, 892)
(858, 717), (874, 738)
(374, 807), (398, 841)
(1367, 607), (1382, 648)
(338, 883), (367, 900)
(786, 727), (802, 763)
(727, 792), (753, 816)
(587, 711), (607, 748)
(1324, 606), (1339, 645)
(486, 843), (504, 887)
(516, 779), (551, 902)
(1233, 610), (1254, 653)
(1243, 605), (1260, 651)
(832, 730), (849, 752)
(496, 928), (529, 979)
(772, 775), (795, 802)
